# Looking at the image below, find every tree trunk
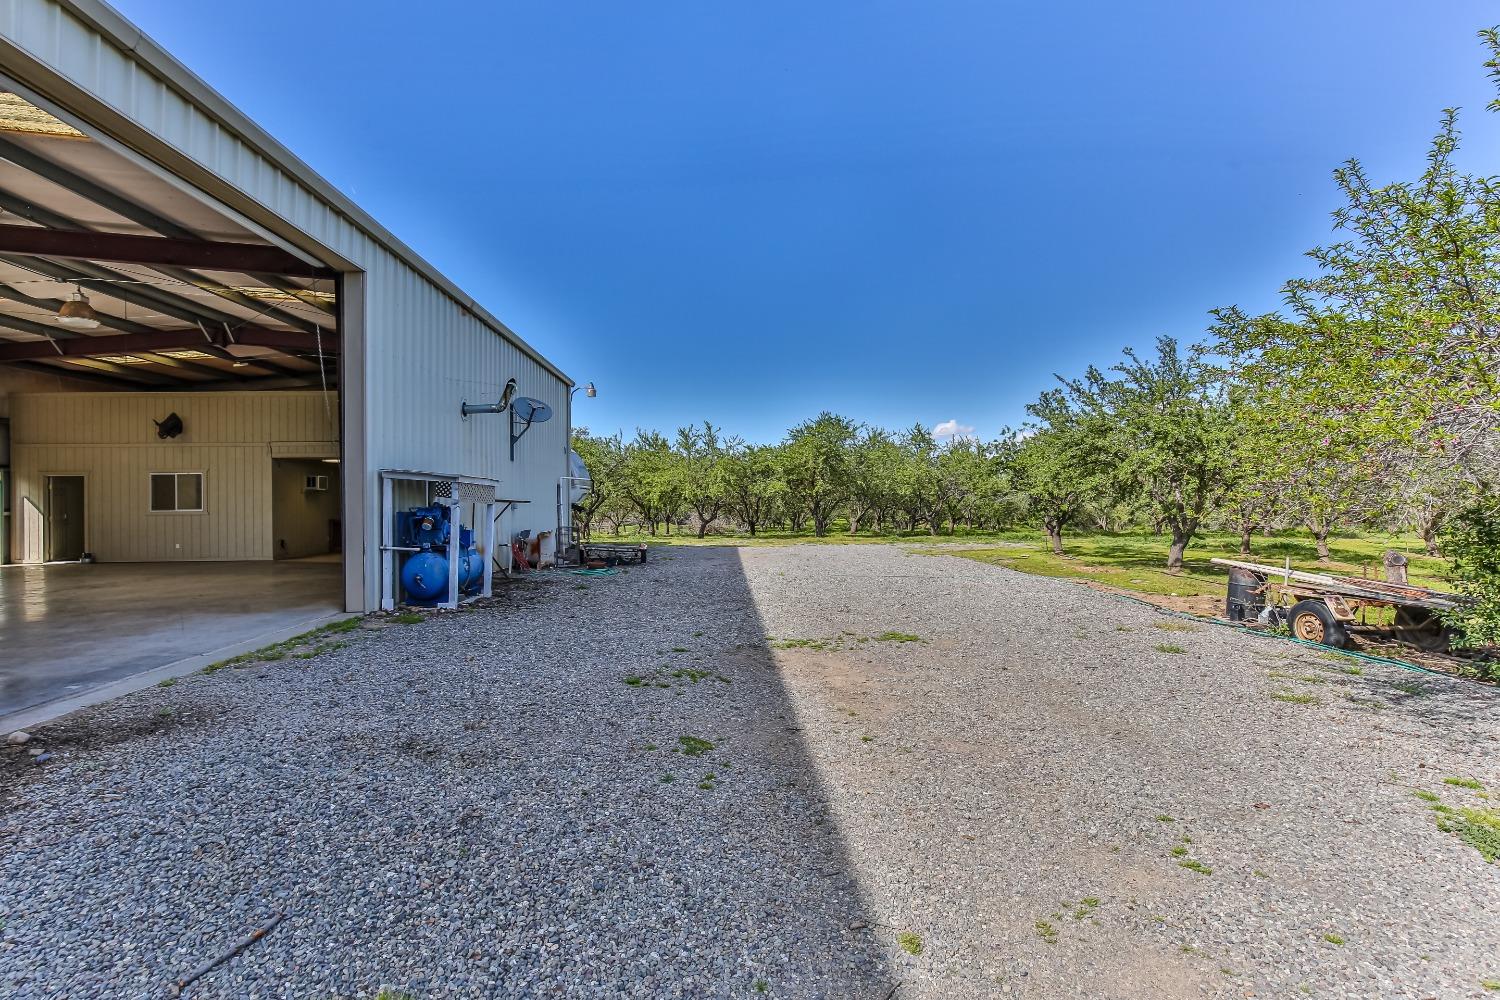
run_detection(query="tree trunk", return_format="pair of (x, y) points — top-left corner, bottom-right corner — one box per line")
(747, 519), (758, 536)
(1166, 528), (1190, 573)
(1420, 524), (1440, 557)
(1312, 530), (1330, 563)
(848, 511), (862, 535)
(1238, 526), (1253, 557)
(1045, 524), (1064, 555)
(697, 520), (709, 538)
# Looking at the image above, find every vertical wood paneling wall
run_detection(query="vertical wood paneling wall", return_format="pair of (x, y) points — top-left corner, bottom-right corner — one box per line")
(0, 1), (573, 607)
(10, 391), (337, 562)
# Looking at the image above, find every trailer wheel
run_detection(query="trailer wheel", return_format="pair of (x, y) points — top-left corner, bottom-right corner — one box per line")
(1288, 599), (1349, 649)
(1392, 606), (1454, 653)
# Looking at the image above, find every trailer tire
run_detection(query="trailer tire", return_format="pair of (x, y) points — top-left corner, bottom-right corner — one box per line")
(1392, 606), (1455, 653)
(1288, 599), (1349, 649)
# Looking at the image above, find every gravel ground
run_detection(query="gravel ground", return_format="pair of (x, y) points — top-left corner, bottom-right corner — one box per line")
(2, 544), (1497, 999)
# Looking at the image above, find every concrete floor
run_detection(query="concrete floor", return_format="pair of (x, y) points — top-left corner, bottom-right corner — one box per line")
(0, 560), (342, 720)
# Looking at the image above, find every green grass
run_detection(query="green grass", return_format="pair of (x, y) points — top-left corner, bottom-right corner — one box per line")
(1413, 789), (1441, 803)
(156, 678), (176, 688)
(201, 618), (362, 674)
(1323, 933), (1345, 946)
(392, 612), (424, 624)
(916, 529), (1449, 599)
(754, 980), (769, 994)
(1432, 803), (1500, 863)
(1178, 859), (1213, 875)
(1271, 691), (1319, 705)
(1034, 920), (1059, 944)
(897, 931), (924, 955)
(677, 735), (715, 757)
(601, 524), (1450, 598)
(1155, 643), (1187, 654)
(770, 637), (835, 651)
(875, 631), (922, 643)
(1444, 777), (1486, 790)
(1155, 814), (1174, 822)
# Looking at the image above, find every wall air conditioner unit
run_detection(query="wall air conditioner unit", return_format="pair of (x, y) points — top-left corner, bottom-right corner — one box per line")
(304, 474), (330, 492)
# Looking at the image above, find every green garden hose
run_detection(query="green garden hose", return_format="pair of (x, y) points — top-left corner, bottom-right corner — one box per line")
(1098, 588), (1460, 678)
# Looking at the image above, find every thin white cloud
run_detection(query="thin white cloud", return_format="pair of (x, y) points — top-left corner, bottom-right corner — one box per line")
(933, 419), (975, 439)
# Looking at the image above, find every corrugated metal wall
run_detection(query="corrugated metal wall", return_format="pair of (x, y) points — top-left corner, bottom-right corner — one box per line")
(10, 391), (337, 562)
(0, 1), (573, 608)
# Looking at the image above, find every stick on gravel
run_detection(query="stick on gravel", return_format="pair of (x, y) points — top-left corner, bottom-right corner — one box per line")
(169, 912), (285, 997)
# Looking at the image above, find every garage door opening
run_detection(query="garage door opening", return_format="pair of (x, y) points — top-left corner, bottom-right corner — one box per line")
(0, 85), (349, 725)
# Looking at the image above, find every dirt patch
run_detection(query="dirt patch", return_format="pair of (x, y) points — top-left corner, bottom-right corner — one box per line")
(0, 702), (221, 803)
(1083, 582), (1223, 617)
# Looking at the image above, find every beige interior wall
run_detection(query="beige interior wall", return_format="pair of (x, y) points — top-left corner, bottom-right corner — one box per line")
(0, 367), (120, 420)
(271, 459), (341, 559)
(9, 390), (337, 562)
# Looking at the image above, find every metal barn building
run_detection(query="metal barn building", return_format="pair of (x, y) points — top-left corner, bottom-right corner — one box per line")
(0, 0), (573, 725)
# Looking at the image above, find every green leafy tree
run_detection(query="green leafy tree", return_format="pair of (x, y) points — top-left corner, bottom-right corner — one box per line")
(619, 430), (681, 536)
(1007, 390), (1111, 555)
(721, 443), (785, 536)
(674, 422), (730, 537)
(1440, 498), (1500, 654)
(1057, 337), (1238, 571)
(846, 428), (904, 535)
(569, 429), (625, 539)
(1215, 84), (1499, 481)
(783, 413), (859, 537)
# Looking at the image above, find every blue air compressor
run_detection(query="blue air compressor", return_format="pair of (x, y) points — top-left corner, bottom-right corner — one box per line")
(396, 504), (483, 605)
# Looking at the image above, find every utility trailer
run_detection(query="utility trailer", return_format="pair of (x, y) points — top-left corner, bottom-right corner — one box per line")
(578, 541), (649, 567)
(1210, 557), (1465, 652)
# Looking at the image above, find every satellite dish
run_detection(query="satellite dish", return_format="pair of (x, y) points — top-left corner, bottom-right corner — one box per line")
(509, 397), (554, 458)
(511, 397), (552, 424)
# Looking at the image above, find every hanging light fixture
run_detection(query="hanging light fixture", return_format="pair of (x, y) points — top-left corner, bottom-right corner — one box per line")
(56, 286), (99, 330)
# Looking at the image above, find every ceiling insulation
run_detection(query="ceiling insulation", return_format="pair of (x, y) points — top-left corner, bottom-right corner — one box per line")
(0, 92), (85, 140)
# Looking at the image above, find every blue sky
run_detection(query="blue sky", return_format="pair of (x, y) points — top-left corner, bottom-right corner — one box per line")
(119, 1), (1500, 443)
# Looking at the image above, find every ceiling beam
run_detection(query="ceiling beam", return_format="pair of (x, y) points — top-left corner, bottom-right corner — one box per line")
(0, 310), (69, 340)
(133, 351), (244, 380)
(0, 188), (332, 332)
(180, 375), (324, 392)
(0, 280), (158, 334)
(0, 135), (334, 283)
(7, 359), (143, 388)
(0, 325), (339, 361)
(0, 252), (267, 333)
(63, 355), (181, 385)
(0, 223), (335, 280)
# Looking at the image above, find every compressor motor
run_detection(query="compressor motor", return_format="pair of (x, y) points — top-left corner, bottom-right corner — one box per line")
(396, 504), (483, 605)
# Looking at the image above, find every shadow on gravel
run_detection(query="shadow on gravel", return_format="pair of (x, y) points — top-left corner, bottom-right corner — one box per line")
(417, 544), (894, 997)
(0, 545), (889, 999)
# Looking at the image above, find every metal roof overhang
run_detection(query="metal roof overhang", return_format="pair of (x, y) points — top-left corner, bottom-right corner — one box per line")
(0, 0), (571, 387)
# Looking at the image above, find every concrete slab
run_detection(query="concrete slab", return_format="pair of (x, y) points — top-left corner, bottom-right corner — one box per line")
(0, 560), (342, 724)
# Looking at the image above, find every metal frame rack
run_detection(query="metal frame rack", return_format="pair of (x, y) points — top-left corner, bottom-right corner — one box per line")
(379, 470), (500, 611)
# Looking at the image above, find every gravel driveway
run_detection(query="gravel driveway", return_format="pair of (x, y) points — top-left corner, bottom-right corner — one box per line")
(2, 544), (1497, 999)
